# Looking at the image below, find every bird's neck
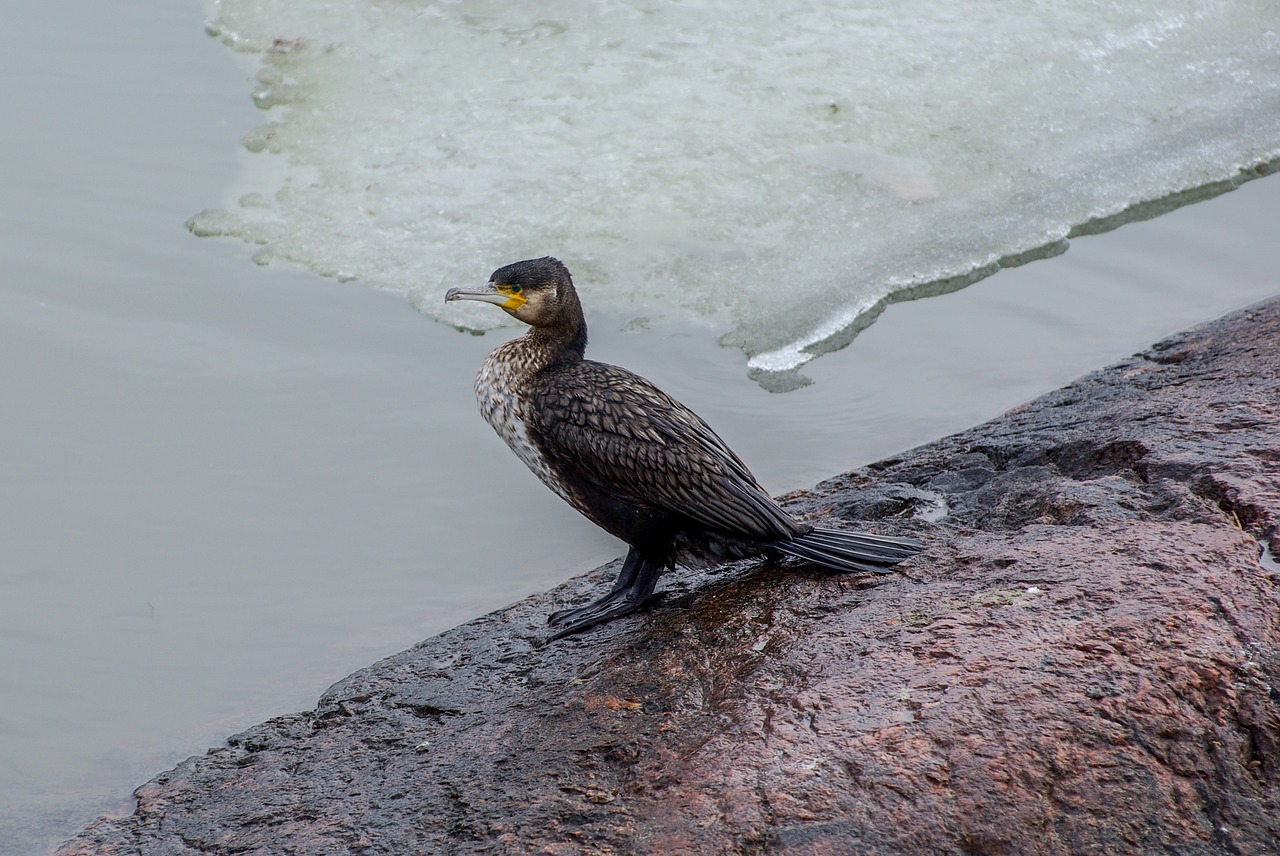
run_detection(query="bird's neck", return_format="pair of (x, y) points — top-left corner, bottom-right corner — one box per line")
(523, 303), (588, 369)
(488, 314), (588, 387)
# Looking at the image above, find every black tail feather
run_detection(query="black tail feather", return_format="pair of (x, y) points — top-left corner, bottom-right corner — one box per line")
(769, 527), (923, 574)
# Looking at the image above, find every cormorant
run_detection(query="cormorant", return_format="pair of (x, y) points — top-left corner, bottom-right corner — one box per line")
(445, 257), (922, 640)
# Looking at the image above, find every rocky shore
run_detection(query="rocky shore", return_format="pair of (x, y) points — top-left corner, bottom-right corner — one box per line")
(61, 297), (1279, 855)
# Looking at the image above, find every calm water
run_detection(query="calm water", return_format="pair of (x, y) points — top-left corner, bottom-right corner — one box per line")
(1, 1), (1278, 853)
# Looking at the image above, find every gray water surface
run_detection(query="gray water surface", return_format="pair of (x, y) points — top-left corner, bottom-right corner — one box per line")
(1, 1), (1278, 853)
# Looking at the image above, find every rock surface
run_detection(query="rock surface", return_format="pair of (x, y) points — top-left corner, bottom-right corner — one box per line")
(61, 299), (1280, 855)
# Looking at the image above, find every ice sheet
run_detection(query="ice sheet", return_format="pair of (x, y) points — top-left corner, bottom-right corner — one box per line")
(193, 0), (1280, 381)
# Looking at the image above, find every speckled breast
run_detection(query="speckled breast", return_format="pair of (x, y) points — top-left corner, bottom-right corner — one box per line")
(474, 349), (574, 505)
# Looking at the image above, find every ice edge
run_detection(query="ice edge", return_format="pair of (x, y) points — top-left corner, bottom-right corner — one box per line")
(747, 156), (1280, 392)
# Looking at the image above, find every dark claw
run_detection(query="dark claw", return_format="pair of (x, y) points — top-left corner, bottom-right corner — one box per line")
(545, 590), (649, 640)
(544, 548), (665, 641)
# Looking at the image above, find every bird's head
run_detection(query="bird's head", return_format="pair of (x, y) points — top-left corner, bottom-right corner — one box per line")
(445, 256), (579, 329)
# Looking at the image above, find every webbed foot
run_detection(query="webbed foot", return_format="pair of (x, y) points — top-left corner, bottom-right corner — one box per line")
(546, 589), (652, 640)
(544, 549), (663, 641)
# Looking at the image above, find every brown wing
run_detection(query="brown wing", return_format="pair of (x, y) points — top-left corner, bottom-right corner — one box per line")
(528, 360), (802, 540)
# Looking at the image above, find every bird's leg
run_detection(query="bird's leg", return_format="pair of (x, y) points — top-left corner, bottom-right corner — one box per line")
(546, 549), (663, 640)
(547, 548), (643, 626)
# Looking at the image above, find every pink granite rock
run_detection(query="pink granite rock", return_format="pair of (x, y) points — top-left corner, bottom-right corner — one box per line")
(61, 299), (1280, 855)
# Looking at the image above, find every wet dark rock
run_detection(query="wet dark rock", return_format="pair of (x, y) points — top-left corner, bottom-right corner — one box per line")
(61, 299), (1280, 855)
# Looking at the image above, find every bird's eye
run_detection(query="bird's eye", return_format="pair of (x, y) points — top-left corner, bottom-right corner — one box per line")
(508, 284), (523, 294)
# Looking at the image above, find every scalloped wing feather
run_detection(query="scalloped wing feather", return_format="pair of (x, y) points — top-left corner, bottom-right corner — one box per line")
(529, 360), (801, 540)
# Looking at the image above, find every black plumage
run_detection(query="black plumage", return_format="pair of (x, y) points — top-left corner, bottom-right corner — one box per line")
(445, 257), (922, 639)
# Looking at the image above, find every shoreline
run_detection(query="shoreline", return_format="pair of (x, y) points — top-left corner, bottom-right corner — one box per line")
(7, 1), (1280, 850)
(11, 150), (1280, 856)
(59, 296), (1280, 854)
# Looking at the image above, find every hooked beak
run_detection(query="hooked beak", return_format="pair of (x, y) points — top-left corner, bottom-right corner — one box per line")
(445, 282), (505, 305)
(444, 282), (526, 311)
